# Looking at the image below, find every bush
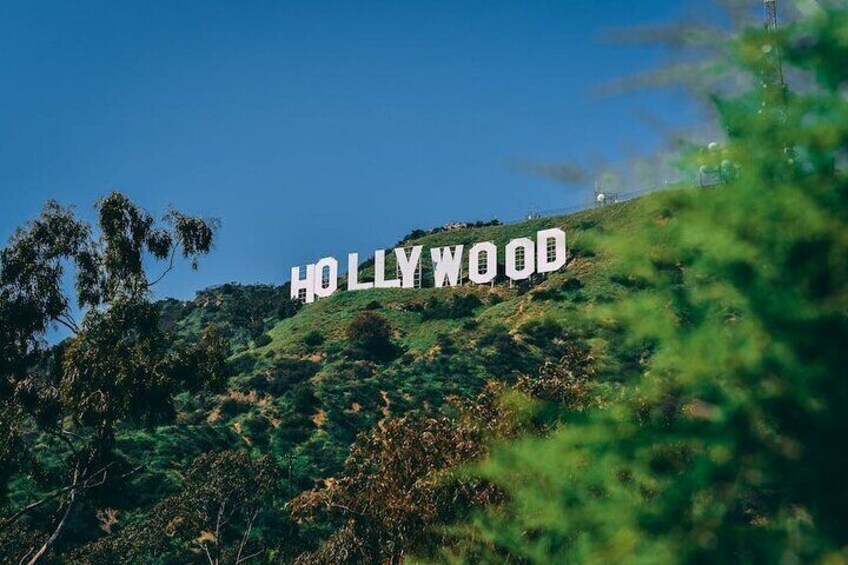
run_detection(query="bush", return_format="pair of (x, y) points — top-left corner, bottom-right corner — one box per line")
(530, 286), (561, 301)
(227, 353), (259, 376)
(218, 396), (251, 418)
(560, 278), (583, 292)
(519, 318), (565, 350)
(278, 295), (302, 319)
(303, 330), (325, 348)
(291, 382), (319, 414)
(450, 8), (848, 562)
(245, 357), (320, 396)
(267, 358), (321, 396)
(461, 318), (479, 331)
(477, 324), (530, 375)
(420, 293), (482, 320)
(241, 413), (271, 447)
(253, 333), (272, 347)
(346, 311), (398, 362)
(435, 333), (457, 355)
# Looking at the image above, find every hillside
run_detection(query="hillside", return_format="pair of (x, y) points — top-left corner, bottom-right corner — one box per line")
(0, 191), (677, 560)
(145, 196), (654, 503)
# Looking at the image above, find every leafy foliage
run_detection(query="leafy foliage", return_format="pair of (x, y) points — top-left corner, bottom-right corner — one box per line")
(420, 294), (483, 321)
(71, 450), (283, 564)
(290, 337), (598, 563)
(345, 311), (399, 362)
(160, 283), (293, 349)
(445, 6), (848, 563)
(0, 192), (225, 561)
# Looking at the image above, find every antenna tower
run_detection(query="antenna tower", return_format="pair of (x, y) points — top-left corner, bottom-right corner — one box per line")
(763, 0), (786, 96)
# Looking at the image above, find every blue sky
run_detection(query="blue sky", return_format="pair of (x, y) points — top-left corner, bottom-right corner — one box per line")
(1, 1), (712, 300)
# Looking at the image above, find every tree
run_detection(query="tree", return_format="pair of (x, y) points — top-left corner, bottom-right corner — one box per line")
(70, 450), (282, 564)
(447, 6), (848, 563)
(290, 341), (598, 563)
(0, 192), (227, 562)
(290, 415), (496, 564)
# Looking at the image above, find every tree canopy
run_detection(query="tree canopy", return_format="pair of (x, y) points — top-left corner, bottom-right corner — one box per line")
(0, 193), (230, 562)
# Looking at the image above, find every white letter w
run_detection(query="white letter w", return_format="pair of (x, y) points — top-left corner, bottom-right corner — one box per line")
(430, 245), (464, 288)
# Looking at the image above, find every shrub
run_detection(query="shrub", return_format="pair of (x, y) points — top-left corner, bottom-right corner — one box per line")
(266, 358), (321, 396)
(218, 395), (250, 418)
(278, 295), (302, 319)
(346, 311), (398, 362)
(227, 353), (259, 376)
(421, 293), (482, 320)
(303, 330), (325, 348)
(291, 382), (319, 414)
(461, 318), (479, 331)
(253, 333), (272, 347)
(477, 324), (530, 375)
(530, 286), (561, 301)
(435, 333), (457, 355)
(519, 318), (565, 350)
(241, 413), (271, 446)
(560, 278), (583, 292)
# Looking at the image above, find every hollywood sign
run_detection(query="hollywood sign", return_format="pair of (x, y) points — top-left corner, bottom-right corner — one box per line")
(290, 228), (567, 304)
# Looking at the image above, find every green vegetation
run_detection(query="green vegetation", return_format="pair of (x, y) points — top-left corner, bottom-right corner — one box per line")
(0, 176), (649, 562)
(2, 4), (847, 563)
(0, 193), (230, 562)
(441, 6), (848, 564)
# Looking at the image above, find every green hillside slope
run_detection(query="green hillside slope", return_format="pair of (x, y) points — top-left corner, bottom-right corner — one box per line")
(1, 193), (666, 561)
(151, 195), (658, 490)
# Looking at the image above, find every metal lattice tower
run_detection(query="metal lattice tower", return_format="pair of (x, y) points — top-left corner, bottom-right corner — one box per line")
(763, 0), (786, 92)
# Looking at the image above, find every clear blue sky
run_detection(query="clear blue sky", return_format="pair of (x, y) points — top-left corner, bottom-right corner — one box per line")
(1, 0), (709, 300)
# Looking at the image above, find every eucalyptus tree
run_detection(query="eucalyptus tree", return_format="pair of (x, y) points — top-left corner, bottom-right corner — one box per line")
(0, 192), (228, 562)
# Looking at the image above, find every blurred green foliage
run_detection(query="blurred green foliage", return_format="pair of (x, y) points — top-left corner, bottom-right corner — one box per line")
(445, 5), (848, 563)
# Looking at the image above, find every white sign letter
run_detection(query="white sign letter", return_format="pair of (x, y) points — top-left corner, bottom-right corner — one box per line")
(536, 228), (567, 274)
(505, 238), (535, 281)
(347, 253), (373, 291)
(314, 257), (338, 298)
(468, 241), (497, 285)
(374, 249), (400, 288)
(395, 246), (423, 289)
(290, 264), (316, 304)
(430, 245), (464, 288)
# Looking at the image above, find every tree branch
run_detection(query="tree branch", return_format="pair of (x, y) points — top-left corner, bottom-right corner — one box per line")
(197, 540), (216, 565)
(44, 427), (80, 464)
(0, 491), (65, 533)
(147, 239), (181, 288)
(54, 316), (79, 335)
(235, 509), (259, 564)
(25, 466), (80, 565)
(1, 463), (143, 534)
(17, 547), (34, 565)
(236, 550), (262, 564)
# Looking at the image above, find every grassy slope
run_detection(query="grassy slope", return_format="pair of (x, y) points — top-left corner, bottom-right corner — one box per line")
(116, 194), (662, 506)
(215, 196), (659, 477)
(6, 193), (665, 555)
(261, 196), (646, 357)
